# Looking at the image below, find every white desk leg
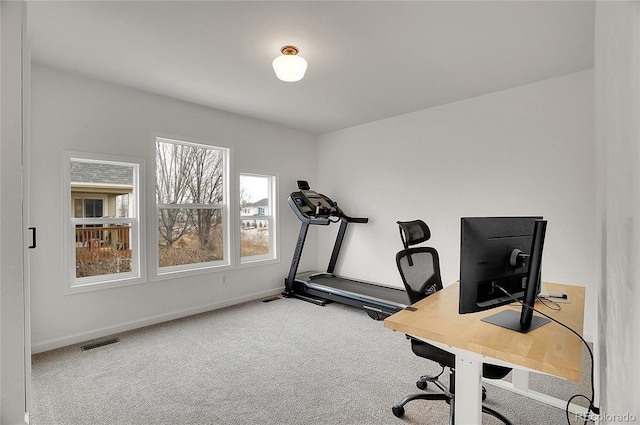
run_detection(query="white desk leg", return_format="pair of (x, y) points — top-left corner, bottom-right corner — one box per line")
(455, 352), (483, 425)
(512, 369), (530, 391)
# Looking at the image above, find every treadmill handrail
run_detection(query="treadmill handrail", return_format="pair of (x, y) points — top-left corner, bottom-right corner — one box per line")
(329, 201), (368, 224)
(340, 214), (368, 224)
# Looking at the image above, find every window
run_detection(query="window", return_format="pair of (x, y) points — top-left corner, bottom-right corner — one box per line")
(155, 137), (230, 275)
(74, 198), (104, 218)
(63, 152), (144, 293)
(239, 173), (276, 264)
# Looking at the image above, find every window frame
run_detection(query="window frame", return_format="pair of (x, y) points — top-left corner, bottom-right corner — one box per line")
(238, 172), (278, 267)
(62, 151), (146, 294)
(153, 136), (232, 280)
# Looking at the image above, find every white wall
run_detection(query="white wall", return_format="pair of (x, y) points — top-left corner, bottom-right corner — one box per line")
(29, 66), (318, 352)
(317, 70), (597, 337)
(595, 1), (640, 420)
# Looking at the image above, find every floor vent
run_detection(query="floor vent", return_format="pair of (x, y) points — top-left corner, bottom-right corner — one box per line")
(262, 296), (280, 303)
(81, 337), (120, 351)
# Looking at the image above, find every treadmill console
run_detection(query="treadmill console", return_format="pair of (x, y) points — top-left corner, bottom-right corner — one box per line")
(291, 189), (336, 218)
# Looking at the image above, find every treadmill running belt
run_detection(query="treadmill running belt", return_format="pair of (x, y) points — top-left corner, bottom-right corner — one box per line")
(308, 275), (409, 305)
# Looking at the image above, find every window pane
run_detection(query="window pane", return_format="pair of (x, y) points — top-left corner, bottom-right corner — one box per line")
(240, 218), (270, 257)
(75, 223), (132, 278)
(116, 194), (130, 218)
(157, 208), (224, 267)
(74, 199), (83, 218)
(156, 140), (224, 205)
(85, 199), (103, 217)
(240, 174), (274, 261)
(240, 175), (269, 217)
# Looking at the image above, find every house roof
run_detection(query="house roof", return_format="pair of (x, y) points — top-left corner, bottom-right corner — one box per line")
(71, 161), (133, 186)
(246, 198), (269, 207)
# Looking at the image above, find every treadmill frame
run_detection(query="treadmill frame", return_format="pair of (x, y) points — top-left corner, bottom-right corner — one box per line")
(283, 193), (407, 319)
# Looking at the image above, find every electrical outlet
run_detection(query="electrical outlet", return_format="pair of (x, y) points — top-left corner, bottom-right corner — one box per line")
(221, 274), (228, 285)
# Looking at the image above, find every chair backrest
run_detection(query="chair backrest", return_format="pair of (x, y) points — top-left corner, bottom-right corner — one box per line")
(396, 247), (443, 304)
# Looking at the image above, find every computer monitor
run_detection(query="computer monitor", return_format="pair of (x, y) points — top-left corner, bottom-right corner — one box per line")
(459, 216), (550, 333)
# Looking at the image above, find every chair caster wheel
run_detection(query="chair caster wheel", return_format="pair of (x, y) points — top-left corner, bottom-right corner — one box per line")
(392, 405), (405, 418)
(416, 380), (428, 390)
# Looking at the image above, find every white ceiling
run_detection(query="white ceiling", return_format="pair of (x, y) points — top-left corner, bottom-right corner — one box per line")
(27, 1), (595, 135)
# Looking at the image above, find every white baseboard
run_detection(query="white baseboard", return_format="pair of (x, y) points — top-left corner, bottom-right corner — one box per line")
(31, 288), (282, 354)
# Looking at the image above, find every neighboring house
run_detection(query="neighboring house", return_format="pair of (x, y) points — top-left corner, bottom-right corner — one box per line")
(241, 198), (269, 228)
(71, 161), (134, 219)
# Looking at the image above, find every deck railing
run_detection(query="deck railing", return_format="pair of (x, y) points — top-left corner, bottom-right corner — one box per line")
(75, 225), (131, 261)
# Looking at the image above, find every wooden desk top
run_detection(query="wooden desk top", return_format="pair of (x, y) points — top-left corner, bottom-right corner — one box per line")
(384, 282), (585, 382)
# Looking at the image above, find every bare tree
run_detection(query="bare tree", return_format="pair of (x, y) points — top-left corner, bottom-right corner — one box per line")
(117, 194), (129, 218)
(239, 185), (249, 210)
(188, 147), (223, 250)
(156, 141), (196, 247)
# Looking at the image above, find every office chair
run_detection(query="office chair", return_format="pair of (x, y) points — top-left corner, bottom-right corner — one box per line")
(392, 220), (513, 425)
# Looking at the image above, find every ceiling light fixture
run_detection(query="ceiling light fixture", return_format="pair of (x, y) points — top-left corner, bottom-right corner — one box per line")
(272, 45), (308, 82)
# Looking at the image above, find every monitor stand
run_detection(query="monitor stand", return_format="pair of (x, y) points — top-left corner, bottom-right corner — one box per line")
(481, 309), (551, 334)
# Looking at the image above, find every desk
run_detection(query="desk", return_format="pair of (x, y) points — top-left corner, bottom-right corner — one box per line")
(384, 282), (586, 424)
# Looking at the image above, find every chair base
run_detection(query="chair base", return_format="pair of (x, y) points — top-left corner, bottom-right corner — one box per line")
(392, 395), (512, 425)
(392, 372), (513, 425)
(392, 392), (451, 418)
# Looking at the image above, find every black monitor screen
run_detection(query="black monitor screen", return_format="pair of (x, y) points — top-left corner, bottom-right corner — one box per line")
(459, 216), (542, 314)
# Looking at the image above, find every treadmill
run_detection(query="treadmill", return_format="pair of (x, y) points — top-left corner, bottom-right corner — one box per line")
(283, 181), (409, 320)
